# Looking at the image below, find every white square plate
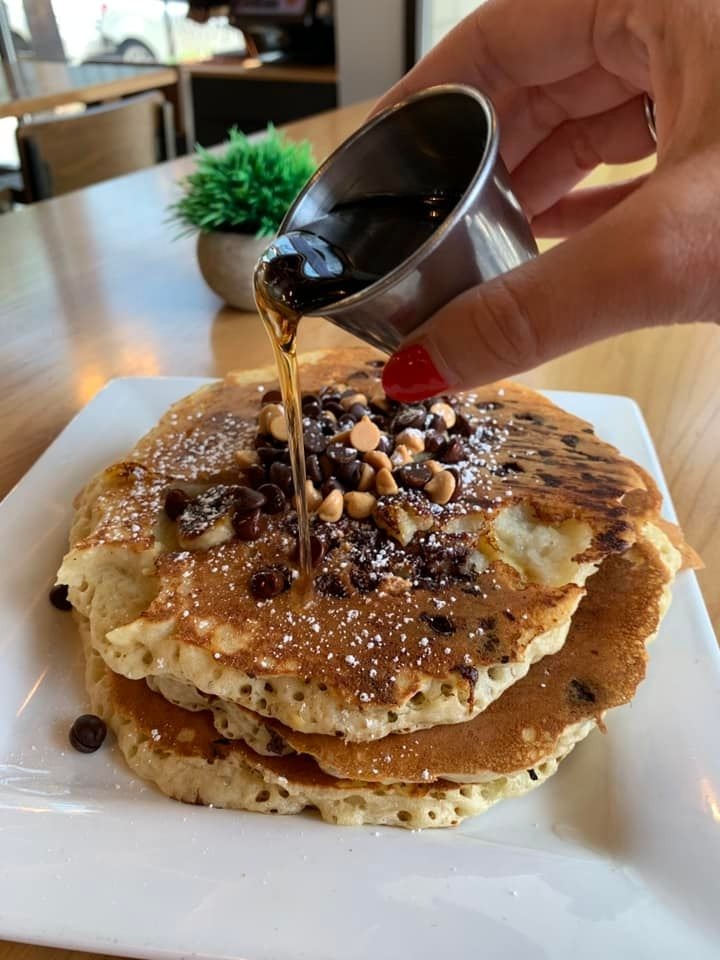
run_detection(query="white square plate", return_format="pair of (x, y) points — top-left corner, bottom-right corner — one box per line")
(0, 378), (718, 960)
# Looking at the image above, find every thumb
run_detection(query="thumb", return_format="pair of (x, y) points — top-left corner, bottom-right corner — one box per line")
(381, 182), (690, 401)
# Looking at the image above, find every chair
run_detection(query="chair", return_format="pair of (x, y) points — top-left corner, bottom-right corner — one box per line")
(16, 92), (176, 202)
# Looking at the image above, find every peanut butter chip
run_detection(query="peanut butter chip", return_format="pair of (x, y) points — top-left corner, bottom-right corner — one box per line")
(424, 469), (457, 505)
(300, 479), (322, 513)
(344, 491), (377, 519)
(358, 462), (376, 492)
(425, 459), (443, 475)
(350, 415), (381, 453)
(364, 450), (392, 472)
(391, 444), (413, 467)
(430, 401), (457, 429)
(318, 488), (344, 522)
(395, 428), (425, 453)
(269, 415), (289, 443)
(259, 403), (284, 434)
(375, 467), (399, 496)
(234, 448), (259, 468)
(340, 392), (368, 411)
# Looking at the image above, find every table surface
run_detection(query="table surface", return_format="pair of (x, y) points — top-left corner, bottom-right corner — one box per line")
(0, 59), (178, 119)
(0, 98), (718, 960)
(182, 57), (337, 83)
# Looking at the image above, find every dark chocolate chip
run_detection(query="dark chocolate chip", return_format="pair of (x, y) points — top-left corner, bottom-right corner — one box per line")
(234, 486), (266, 513)
(349, 403), (371, 421)
(323, 400), (345, 418)
(420, 613), (456, 635)
(395, 463), (433, 490)
(292, 535), (326, 567)
(319, 415), (339, 436)
(303, 424), (326, 454)
(321, 478), (344, 498)
(250, 567), (289, 601)
(245, 465), (267, 489)
(316, 573), (348, 599)
(450, 413), (474, 437)
(440, 438), (466, 464)
(453, 664), (479, 686)
(326, 442), (358, 464)
(233, 508), (262, 541)
(516, 412), (543, 424)
(266, 732), (287, 755)
(337, 414), (357, 430)
(49, 584), (72, 611)
(425, 413), (447, 433)
(528, 768), (539, 782)
(261, 389), (282, 405)
(376, 434), (393, 455)
(391, 406), (426, 433)
(258, 483), (286, 515)
(69, 714), (107, 753)
(336, 460), (362, 488)
(269, 462), (293, 495)
(561, 434), (579, 448)
(305, 455), (323, 485)
(568, 679), (596, 703)
(257, 445), (283, 465)
(350, 567), (379, 593)
(424, 432), (447, 455)
(164, 488), (189, 520)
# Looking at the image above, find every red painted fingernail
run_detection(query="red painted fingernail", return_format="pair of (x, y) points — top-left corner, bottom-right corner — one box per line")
(382, 343), (449, 402)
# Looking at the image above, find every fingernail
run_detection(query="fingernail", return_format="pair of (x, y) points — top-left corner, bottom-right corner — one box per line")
(382, 343), (449, 402)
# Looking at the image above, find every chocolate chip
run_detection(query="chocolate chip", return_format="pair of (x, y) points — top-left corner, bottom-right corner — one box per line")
(258, 482), (286, 515)
(502, 461), (524, 473)
(446, 467), (463, 500)
(305, 455), (323, 485)
(319, 415), (339, 436)
(335, 459), (361, 488)
(233, 508), (262, 541)
(424, 431), (447, 455)
(516, 412), (543, 424)
(349, 403), (371, 421)
(440, 438), (466, 464)
(302, 395), (321, 418)
(261, 389), (282, 405)
(250, 567), (289, 600)
(420, 613), (456, 635)
(568, 679), (596, 703)
(316, 573), (348, 598)
(235, 486), (266, 513)
(528, 768), (538, 781)
(257, 445), (283, 465)
(395, 463), (433, 490)
(450, 413), (474, 437)
(376, 434), (393, 455)
(323, 400), (345, 418)
(246, 465), (267, 489)
(69, 714), (107, 753)
(561, 434), (579, 448)
(303, 423), (326, 454)
(321, 478), (344, 497)
(425, 413), (447, 433)
(326, 442), (358, 464)
(269, 462), (293, 495)
(164, 488), (189, 520)
(49, 584), (72, 611)
(391, 406), (426, 432)
(337, 414), (356, 430)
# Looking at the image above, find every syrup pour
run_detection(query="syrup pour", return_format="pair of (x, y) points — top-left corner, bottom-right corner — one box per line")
(254, 191), (460, 591)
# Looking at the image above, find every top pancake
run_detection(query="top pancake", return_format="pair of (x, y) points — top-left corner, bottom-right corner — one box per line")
(60, 350), (664, 741)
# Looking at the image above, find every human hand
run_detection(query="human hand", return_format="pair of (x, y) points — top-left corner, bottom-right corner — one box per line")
(378, 0), (720, 401)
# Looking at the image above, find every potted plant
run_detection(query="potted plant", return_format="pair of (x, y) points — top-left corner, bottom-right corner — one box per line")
(170, 126), (316, 310)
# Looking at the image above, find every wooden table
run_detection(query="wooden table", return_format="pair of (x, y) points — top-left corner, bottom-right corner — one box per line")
(0, 59), (178, 119)
(0, 98), (718, 960)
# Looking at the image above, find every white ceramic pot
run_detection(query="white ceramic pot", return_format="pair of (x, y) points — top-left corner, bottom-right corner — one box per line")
(196, 230), (270, 311)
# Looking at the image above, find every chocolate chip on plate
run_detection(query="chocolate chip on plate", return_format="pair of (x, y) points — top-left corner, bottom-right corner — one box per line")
(233, 508), (262, 541)
(258, 483), (286, 514)
(395, 463), (433, 490)
(250, 567), (289, 601)
(235, 486), (266, 513)
(49, 584), (72, 611)
(69, 714), (107, 753)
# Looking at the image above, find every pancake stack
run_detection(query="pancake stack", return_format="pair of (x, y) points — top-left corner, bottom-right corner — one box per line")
(58, 351), (695, 828)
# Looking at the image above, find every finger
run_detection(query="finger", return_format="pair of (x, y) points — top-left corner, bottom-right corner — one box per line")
(512, 96), (656, 217)
(374, 0), (596, 112)
(381, 180), (692, 399)
(532, 178), (649, 236)
(498, 65), (641, 171)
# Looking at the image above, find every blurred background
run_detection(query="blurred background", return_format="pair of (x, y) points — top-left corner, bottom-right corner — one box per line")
(0, 0), (483, 206)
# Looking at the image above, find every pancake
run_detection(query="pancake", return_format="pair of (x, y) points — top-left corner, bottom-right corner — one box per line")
(80, 524), (676, 828)
(59, 350), (664, 741)
(148, 523), (679, 782)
